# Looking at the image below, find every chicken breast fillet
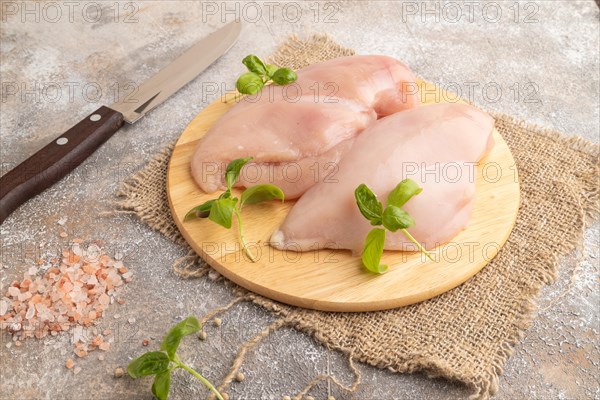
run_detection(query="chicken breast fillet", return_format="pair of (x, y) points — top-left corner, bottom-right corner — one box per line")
(191, 55), (420, 199)
(270, 103), (495, 254)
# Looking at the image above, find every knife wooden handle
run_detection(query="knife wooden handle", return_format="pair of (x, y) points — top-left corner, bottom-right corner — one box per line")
(0, 106), (124, 224)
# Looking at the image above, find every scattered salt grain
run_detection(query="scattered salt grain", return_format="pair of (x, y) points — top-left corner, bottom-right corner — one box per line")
(65, 358), (74, 369)
(128, 317), (136, 325)
(0, 241), (131, 362)
(73, 366), (82, 375)
(0, 299), (8, 315)
(59, 232), (68, 238)
(98, 354), (105, 361)
(57, 217), (67, 226)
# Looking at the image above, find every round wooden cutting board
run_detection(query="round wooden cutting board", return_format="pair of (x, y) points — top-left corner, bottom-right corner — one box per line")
(167, 80), (520, 312)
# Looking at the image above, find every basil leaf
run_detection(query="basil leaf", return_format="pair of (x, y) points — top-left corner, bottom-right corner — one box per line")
(361, 228), (388, 274)
(354, 184), (383, 225)
(387, 179), (423, 208)
(271, 68), (298, 85)
(225, 157), (252, 190)
(240, 184), (284, 208)
(382, 205), (415, 232)
(265, 64), (278, 77)
(236, 72), (264, 95)
(127, 351), (170, 378)
(208, 198), (237, 229)
(242, 55), (267, 76)
(160, 316), (201, 360)
(151, 371), (171, 400)
(184, 199), (216, 221)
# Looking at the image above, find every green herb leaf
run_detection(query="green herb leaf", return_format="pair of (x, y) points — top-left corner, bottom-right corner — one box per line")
(236, 72), (264, 95)
(382, 205), (416, 232)
(151, 371), (171, 400)
(184, 199), (216, 221)
(271, 68), (298, 85)
(225, 157), (253, 190)
(361, 228), (388, 274)
(265, 64), (278, 77)
(208, 198), (237, 229)
(127, 351), (170, 378)
(160, 316), (201, 360)
(354, 184), (383, 225)
(242, 55), (267, 76)
(387, 179), (423, 208)
(240, 184), (284, 208)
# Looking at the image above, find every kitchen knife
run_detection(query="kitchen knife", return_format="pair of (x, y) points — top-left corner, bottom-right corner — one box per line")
(0, 21), (241, 225)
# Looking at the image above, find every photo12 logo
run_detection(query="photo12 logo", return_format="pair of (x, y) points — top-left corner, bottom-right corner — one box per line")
(200, 1), (340, 24)
(398, 1), (540, 24)
(0, 1), (139, 23)
(1, 81), (139, 105)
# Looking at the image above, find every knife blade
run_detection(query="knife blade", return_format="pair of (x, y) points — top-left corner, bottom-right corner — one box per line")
(0, 21), (241, 224)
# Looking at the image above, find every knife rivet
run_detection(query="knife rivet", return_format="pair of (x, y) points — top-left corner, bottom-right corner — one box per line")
(90, 114), (101, 122)
(56, 138), (68, 145)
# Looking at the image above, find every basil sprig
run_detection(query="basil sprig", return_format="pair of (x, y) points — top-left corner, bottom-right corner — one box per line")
(185, 157), (284, 262)
(128, 316), (223, 400)
(236, 54), (297, 95)
(355, 179), (434, 273)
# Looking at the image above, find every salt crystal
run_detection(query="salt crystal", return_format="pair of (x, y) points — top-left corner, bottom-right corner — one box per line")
(8, 287), (20, 298)
(73, 367), (82, 375)
(98, 294), (109, 305)
(28, 266), (38, 276)
(25, 306), (35, 320)
(18, 292), (31, 302)
(128, 318), (136, 324)
(0, 299), (8, 315)
(59, 232), (68, 238)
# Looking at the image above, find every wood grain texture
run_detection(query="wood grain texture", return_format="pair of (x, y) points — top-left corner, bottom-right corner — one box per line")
(166, 80), (520, 312)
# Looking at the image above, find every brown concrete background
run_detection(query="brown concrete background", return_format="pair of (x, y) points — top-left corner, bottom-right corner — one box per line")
(1, 1), (598, 399)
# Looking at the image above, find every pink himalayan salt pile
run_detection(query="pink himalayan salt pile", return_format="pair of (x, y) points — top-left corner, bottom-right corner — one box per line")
(0, 240), (132, 362)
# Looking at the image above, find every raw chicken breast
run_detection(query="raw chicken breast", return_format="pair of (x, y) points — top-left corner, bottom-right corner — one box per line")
(191, 55), (419, 198)
(270, 103), (495, 253)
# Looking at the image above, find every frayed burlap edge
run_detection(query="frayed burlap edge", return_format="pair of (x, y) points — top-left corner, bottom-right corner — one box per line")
(111, 34), (600, 399)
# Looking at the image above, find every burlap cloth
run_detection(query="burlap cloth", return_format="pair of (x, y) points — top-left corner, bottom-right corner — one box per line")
(114, 35), (600, 399)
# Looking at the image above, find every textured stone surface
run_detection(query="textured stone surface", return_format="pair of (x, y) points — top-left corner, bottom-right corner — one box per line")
(0, 1), (598, 399)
